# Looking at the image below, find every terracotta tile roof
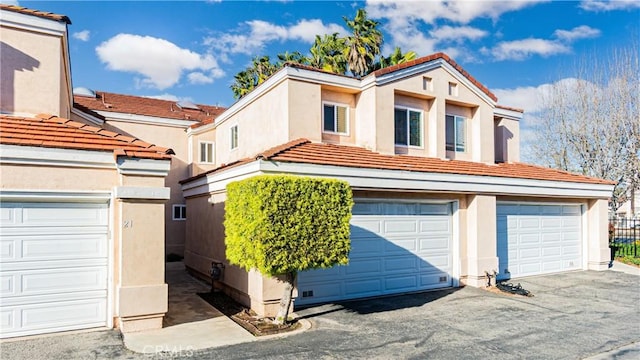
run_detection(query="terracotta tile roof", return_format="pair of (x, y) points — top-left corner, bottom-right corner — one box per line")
(73, 91), (225, 124)
(0, 4), (71, 24)
(182, 139), (614, 186)
(496, 104), (524, 113)
(0, 114), (173, 160)
(371, 52), (498, 102)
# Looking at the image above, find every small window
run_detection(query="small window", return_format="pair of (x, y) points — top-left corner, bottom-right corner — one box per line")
(446, 115), (466, 152)
(448, 82), (458, 96)
(323, 103), (348, 134)
(230, 125), (238, 150)
(199, 141), (214, 164)
(394, 107), (423, 147)
(172, 204), (186, 221)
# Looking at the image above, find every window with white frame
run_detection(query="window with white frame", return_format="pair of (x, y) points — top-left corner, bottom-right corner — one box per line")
(172, 204), (186, 221)
(394, 107), (423, 147)
(323, 103), (349, 134)
(230, 125), (238, 150)
(199, 141), (214, 164)
(445, 114), (466, 152)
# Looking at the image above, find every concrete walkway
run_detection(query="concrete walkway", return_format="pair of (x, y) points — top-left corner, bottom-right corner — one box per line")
(609, 260), (640, 276)
(123, 262), (256, 353)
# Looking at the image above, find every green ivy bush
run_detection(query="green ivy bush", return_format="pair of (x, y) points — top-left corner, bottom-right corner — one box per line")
(224, 175), (353, 276)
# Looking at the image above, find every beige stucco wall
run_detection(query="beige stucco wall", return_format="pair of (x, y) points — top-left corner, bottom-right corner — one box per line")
(0, 25), (67, 117)
(188, 129), (217, 177)
(494, 117), (520, 163)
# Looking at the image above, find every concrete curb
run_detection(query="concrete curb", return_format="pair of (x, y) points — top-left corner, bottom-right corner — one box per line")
(609, 261), (640, 276)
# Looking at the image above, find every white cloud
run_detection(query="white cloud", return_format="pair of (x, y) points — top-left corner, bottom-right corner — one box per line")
(72, 30), (90, 42)
(429, 25), (488, 42)
(554, 25), (601, 42)
(484, 38), (571, 61)
(187, 72), (215, 85)
(493, 84), (551, 113)
(96, 34), (224, 90)
(204, 19), (347, 55)
(366, 0), (545, 25)
(579, 0), (640, 11)
(2, 0), (20, 6)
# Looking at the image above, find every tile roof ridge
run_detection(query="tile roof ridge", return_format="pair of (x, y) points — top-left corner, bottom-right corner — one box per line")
(495, 104), (524, 113)
(256, 138), (311, 159)
(504, 162), (616, 185)
(0, 4), (71, 24)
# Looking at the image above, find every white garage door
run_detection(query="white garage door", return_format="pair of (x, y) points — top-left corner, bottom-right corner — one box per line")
(296, 201), (453, 306)
(497, 203), (582, 280)
(0, 202), (109, 338)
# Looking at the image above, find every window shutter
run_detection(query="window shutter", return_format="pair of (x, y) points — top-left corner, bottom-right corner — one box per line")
(336, 106), (347, 133)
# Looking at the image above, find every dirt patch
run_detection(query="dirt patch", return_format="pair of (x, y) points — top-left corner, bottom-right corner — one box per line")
(198, 291), (300, 336)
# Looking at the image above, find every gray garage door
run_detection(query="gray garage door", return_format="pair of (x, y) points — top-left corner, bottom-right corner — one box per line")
(497, 203), (582, 280)
(296, 201), (453, 306)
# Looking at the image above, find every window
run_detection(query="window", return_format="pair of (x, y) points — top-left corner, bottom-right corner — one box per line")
(446, 115), (466, 152)
(199, 141), (214, 164)
(323, 103), (348, 134)
(394, 108), (422, 147)
(230, 125), (238, 150)
(172, 204), (186, 221)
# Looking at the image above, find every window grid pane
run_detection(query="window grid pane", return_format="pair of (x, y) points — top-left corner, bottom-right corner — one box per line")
(455, 116), (466, 151)
(409, 111), (421, 147)
(230, 126), (238, 149)
(445, 115), (455, 151)
(336, 106), (347, 133)
(323, 105), (335, 132)
(394, 109), (408, 145)
(200, 143), (207, 162)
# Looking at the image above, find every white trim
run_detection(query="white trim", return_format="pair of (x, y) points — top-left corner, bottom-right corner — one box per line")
(451, 200), (460, 288)
(172, 204), (187, 221)
(0, 144), (115, 169)
(0, 190), (111, 202)
(198, 141), (215, 164)
(113, 186), (170, 200)
(181, 159), (614, 199)
(181, 161), (262, 198)
(322, 101), (350, 136)
(116, 158), (170, 177)
(107, 193), (115, 329)
(71, 107), (104, 126)
(581, 204), (589, 271)
(187, 135), (194, 164)
(0, 8), (67, 37)
(494, 107), (523, 121)
(394, 106), (424, 148)
(92, 110), (199, 128)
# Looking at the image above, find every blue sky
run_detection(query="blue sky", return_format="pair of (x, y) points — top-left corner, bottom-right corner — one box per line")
(7, 0), (640, 159)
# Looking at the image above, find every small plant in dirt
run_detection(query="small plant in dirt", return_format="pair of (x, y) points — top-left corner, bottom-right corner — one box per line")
(225, 175), (353, 325)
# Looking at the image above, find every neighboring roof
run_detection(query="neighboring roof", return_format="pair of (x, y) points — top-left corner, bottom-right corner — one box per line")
(496, 104), (525, 113)
(182, 139), (613, 185)
(371, 52), (498, 102)
(73, 91), (225, 123)
(0, 4), (71, 24)
(0, 114), (173, 160)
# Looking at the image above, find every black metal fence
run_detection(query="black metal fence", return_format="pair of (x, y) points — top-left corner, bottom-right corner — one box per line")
(609, 217), (639, 258)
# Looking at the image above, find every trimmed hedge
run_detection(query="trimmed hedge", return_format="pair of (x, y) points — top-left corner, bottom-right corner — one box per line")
(224, 175), (353, 276)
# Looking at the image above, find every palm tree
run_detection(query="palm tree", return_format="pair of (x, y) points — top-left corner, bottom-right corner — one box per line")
(277, 51), (308, 66)
(309, 33), (347, 74)
(343, 9), (382, 78)
(374, 47), (417, 70)
(230, 56), (279, 100)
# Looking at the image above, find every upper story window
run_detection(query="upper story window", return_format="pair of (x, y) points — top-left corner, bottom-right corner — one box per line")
(230, 125), (238, 150)
(199, 141), (214, 164)
(323, 103), (348, 135)
(394, 107), (423, 147)
(446, 115), (466, 152)
(172, 204), (186, 221)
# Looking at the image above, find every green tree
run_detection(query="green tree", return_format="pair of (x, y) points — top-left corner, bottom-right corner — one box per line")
(230, 55), (279, 100)
(309, 33), (347, 74)
(224, 175), (353, 324)
(277, 51), (308, 66)
(343, 9), (383, 78)
(375, 46), (417, 70)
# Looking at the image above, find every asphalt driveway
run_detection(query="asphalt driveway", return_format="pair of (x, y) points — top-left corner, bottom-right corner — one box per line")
(1, 269), (639, 359)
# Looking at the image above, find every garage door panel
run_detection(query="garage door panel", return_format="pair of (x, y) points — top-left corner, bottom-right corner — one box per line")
(384, 238), (417, 254)
(385, 275), (417, 291)
(519, 248), (541, 260)
(542, 261), (562, 272)
(1, 241), (14, 260)
(542, 233), (562, 243)
(16, 235), (107, 261)
(351, 221), (381, 236)
(345, 279), (381, 296)
(17, 267), (107, 297)
(420, 254), (451, 269)
(384, 256), (417, 272)
(20, 205), (107, 227)
(542, 246), (561, 257)
(541, 218), (563, 228)
(421, 273), (449, 287)
(419, 219), (449, 232)
(384, 220), (417, 234)
(345, 259), (381, 275)
(419, 238), (449, 251)
(519, 233), (541, 244)
(350, 238), (382, 257)
(519, 218), (540, 229)
(563, 245), (581, 256)
(0, 207), (19, 225)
